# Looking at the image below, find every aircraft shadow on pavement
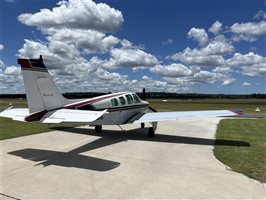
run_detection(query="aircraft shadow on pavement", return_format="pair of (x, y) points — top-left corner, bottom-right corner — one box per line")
(8, 127), (249, 172)
(8, 146), (120, 172)
(53, 126), (250, 148)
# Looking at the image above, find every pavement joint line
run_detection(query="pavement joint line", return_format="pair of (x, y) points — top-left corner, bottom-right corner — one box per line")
(0, 193), (21, 200)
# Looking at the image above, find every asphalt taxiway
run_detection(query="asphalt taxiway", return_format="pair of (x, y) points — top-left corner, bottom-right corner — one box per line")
(1, 118), (265, 199)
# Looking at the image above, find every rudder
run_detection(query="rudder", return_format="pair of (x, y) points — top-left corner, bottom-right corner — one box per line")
(18, 55), (70, 113)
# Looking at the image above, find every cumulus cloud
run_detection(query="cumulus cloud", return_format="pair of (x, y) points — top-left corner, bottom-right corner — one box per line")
(47, 29), (119, 53)
(170, 34), (234, 67)
(138, 76), (187, 93)
(231, 20), (266, 41)
(162, 39), (174, 45)
(187, 27), (208, 46)
(222, 78), (236, 86)
(107, 48), (159, 68)
(208, 21), (222, 35)
(231, 21), (266, 36)
(254, 10), (266, 20)
(226, 52), (266, 77)
(4, 66), (20, 75)
(242, 62), (266, 77)
(0, 60), (24, 94)
(18, 0), (124, 33)
(150, 63), (193, 77)
(212, 67), (232, 74)
(0, 44), (4, 51)
(17, 39), (167, 94)
(12, 2), (265, 93)
(227, 52), (265, 66)
(243, 82), (251, 86)
(0, 60), (5, 68)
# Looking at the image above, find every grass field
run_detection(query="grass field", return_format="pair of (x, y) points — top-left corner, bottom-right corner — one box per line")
(0, 117), (76, 140)
(214, 119), (266, 183)
(149, 99), (266, 113)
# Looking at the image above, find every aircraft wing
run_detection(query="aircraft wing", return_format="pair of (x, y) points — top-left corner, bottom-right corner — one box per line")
(41, 109), (107, 123)
(133, 110), (238, 123)
(0, 107), (107, 123)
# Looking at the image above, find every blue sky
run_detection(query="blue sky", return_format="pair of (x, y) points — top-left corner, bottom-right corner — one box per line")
(0, 0), (265, 94)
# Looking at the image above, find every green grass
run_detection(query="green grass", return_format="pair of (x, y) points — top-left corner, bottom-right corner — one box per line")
(0, 98), (28, 107)
(0, 117), (75, 140)
(149, 99), (266, 113)
(214, 119), (266, 183)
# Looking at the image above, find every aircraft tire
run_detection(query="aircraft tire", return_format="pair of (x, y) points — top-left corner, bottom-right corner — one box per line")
(95, 125), (102, 133)
(141, 123), (145, 128)
(148, 127), (155, 137)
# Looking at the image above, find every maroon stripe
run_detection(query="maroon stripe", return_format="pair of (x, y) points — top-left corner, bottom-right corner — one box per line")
(25, 110), (48, 122)
(18, 59), (31, 69)
(107, 105), (148, 112)
(64, 93), (125, 109)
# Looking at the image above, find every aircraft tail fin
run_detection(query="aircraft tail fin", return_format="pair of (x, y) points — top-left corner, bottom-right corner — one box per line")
(18, 55), (71, 114)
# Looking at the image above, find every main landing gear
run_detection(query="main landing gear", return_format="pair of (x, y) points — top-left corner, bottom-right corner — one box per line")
(95, 125), (102, 133)
(95, 122), (158, 137)
(142, 122), (157, 137)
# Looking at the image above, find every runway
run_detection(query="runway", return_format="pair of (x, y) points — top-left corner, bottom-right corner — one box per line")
(1, 118), (265, 199)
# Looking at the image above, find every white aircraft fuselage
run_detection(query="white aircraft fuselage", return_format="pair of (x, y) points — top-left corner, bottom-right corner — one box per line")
(63, 92), (149, 125)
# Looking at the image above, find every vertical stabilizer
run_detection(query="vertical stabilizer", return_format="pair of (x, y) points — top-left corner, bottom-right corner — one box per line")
(18, 55), (70, 113)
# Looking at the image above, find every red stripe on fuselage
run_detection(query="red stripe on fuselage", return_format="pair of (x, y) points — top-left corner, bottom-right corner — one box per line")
(64, 93), (125, 109)
(25, 110), (48, 122)
(107, 104), (148, 112)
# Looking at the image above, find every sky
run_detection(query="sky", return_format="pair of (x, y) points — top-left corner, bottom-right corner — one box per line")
(0, 0), (265, 94)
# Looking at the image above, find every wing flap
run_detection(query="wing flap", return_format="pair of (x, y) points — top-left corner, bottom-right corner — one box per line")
(41, 109), (107, 123)
(133, 110), (237, 123)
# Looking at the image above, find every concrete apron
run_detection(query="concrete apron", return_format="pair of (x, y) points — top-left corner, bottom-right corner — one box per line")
(1, 118), (265, 199)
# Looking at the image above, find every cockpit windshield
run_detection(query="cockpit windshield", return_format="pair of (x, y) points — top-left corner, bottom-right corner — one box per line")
(132, 93), (141, 103)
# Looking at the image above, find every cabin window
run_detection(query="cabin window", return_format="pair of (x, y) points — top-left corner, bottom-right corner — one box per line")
(132, 94), (141, 103)
(119, 96), (126, 105)
(111, 98), (118, 106)
(126, 94), (133, 104)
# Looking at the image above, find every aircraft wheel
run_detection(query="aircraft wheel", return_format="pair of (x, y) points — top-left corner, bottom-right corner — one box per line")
(141, 123), (145, 128)
(95, 125), (102, 133)
(148, 127), (155, 137)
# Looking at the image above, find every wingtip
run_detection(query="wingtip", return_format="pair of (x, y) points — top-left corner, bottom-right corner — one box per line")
(231, 109), (244, 115)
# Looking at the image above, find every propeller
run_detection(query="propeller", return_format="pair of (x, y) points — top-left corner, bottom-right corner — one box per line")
(142, 88), (146, 101)
(142, 88), (157, 112)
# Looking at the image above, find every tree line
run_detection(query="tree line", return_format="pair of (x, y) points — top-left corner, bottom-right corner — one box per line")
(0, 92), (265, 99)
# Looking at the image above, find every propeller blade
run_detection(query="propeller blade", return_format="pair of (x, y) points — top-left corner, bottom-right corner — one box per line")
(142, 88), (146, 101)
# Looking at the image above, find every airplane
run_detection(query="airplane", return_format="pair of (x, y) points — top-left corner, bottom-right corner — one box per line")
(0, 55), (240, 137)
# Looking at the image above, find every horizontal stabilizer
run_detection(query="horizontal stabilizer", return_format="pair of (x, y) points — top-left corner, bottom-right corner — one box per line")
(133, 110), (237, 123)
(0, 108), (29, 121)
(0, 107), (107, 124)
(41, 109), (107, 123)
